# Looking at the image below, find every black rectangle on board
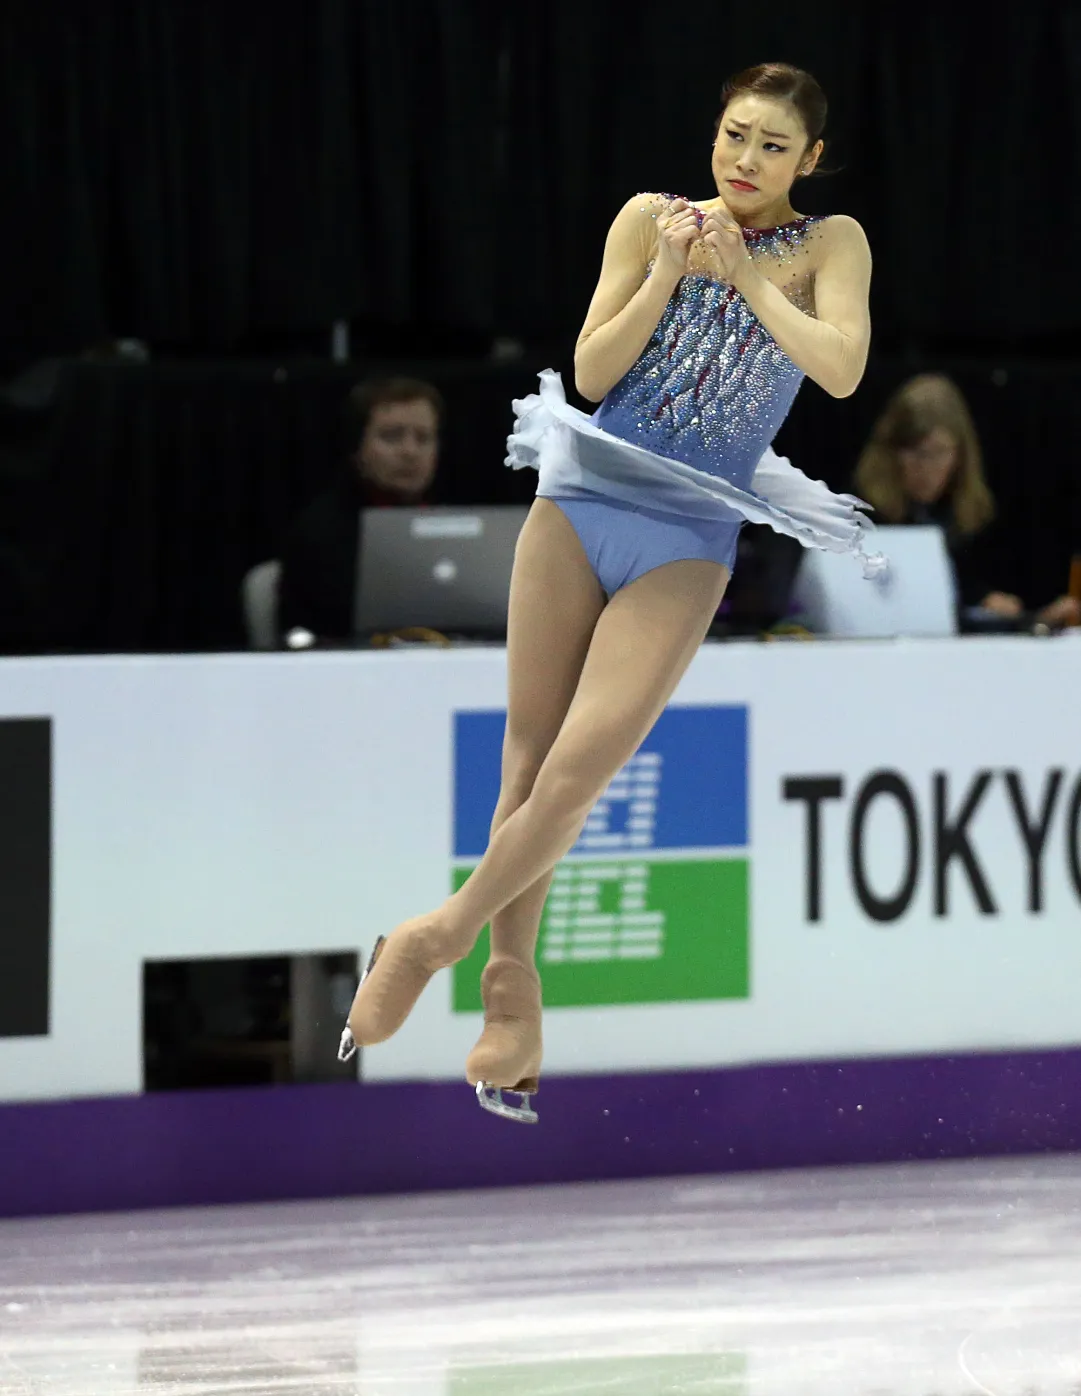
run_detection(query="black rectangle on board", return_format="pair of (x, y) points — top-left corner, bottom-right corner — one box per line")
(0, 719), (51, 1037)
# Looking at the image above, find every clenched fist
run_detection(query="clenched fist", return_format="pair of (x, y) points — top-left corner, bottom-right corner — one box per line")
(654, 199), (703, 280)
(702, 207), (751, 286)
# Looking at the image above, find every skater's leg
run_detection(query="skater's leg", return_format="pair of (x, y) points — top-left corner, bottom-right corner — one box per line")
(442, 556), (729, 945)
(465, 501), (608, 1088)
(486, 499), (607, 963)
(346, 500), (604, 1046)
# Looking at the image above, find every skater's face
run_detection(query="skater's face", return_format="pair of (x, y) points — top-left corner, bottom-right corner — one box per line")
(712, 95), (821, 216)
(897, 427), (959, 505)
(355, 399), (440, 501)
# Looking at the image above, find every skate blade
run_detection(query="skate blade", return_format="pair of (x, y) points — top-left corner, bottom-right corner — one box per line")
(337, 1027), (357, 1063)
(475, 1081), (539, 1125)
(361, 937), (387, 983)
(336, 937), (387, 1062)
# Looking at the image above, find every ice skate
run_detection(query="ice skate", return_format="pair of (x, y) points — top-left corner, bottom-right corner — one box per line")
(344, 915), (462, 1048)
(466, 959), (543, 1125)
(337, 936), (387, 1061)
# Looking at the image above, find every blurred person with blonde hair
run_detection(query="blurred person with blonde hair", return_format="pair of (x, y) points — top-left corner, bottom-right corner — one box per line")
(855, 374), (1079, 628)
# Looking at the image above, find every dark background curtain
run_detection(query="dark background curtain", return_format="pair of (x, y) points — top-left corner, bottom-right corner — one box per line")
(0, 0), (365, 363)
(2, 0), (1079, 356)
(0, 0), (1078, 652)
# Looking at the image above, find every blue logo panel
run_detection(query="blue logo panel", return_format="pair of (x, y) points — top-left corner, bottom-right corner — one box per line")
(454, 711), (507, 859)
(454, 705), (747, 858)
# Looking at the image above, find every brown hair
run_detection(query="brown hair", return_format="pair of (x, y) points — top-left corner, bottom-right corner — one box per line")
(719, 63), (828, 168)
(344, 376), (445, 451)
(854, 374), (995, 537)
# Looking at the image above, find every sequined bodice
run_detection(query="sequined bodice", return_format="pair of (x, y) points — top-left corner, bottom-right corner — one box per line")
(592, 214), (828, 489)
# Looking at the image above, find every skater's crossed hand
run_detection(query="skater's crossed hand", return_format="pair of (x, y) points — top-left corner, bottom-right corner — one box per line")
(655, 199), (753, 289)
(702, 206), (751, 287)
(654, 198), (702, 280)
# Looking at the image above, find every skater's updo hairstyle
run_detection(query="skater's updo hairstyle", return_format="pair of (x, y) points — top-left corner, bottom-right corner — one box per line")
(718, 63), (829, 172)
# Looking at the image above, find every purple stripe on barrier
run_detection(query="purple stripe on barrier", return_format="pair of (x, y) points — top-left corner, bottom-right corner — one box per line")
(2, 1049), (1080, 1218)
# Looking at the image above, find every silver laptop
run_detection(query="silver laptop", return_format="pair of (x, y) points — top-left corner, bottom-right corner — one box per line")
(354, 505), (529, 635)
(791, 525), (957, 638)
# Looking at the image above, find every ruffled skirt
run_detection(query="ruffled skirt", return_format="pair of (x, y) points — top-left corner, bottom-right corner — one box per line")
(506, 370), (886, 578)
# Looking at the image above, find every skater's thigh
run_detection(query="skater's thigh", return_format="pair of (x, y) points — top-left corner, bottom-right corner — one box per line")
(542, 557), (729, 790)
(504, 499), (606, 771)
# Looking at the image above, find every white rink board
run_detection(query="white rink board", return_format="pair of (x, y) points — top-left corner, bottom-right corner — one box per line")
(0, 636), (1079, 1101)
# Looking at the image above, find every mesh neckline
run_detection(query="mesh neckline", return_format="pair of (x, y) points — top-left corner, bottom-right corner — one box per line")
(741, 214), (823, 239)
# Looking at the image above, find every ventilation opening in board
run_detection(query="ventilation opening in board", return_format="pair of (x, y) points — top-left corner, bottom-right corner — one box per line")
(143, 952), (358, 1090)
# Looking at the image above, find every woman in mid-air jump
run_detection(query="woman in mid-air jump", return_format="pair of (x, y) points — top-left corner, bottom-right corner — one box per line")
(340, 62), (880, 1122)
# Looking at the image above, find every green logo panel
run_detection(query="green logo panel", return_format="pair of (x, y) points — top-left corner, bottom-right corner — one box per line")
(452, 857), (749, 1010)
(450, 1351), (746, 1395)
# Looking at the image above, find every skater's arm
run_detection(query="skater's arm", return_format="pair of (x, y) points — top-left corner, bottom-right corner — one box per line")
(574, 195), (688, 403)
(720, 214), (872, 399)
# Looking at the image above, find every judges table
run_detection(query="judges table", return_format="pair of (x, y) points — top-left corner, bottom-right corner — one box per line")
(2, 634), (1080, 1215)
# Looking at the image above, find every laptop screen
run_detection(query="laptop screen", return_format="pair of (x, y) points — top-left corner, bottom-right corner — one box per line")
(792, 525), (957, 638)
(354, 506), (530, 637)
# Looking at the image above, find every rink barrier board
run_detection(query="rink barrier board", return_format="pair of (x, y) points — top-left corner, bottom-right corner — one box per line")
(5, 643), (1081, 1101)
(1, 1047), (1080, 1218)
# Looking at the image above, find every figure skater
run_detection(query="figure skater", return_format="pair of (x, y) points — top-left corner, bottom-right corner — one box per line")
(339, 62), (881, 1122)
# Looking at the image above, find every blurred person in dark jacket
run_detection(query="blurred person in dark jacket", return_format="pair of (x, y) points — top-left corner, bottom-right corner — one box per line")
(278, 377), (444, 641)
(854, 374), (1079, 628)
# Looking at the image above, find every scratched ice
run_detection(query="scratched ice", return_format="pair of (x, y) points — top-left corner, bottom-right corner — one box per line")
(0, 1156), (1079, 1394)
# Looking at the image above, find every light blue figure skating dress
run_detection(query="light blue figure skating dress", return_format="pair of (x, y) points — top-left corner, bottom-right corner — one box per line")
(506, 202), (883, 594)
